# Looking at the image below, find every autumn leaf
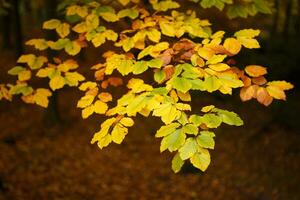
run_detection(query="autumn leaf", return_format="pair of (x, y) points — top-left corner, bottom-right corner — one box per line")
(245, 65), (267, 77)
(223, 38), (241, 55)
(256, 87), (273, 106)
(49, 75), (65, 91)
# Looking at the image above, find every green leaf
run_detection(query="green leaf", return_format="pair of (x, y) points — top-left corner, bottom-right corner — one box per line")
(126, 94), (148, 116)
(160, 129), (186, 152)
(154, 70), (166, 84)
(179, 138), (198, 160)
(190, 149), (211, 172)
(203, 76), (221, 92)
(172, 153), (184, 173)
(152, 0), (180, 12)
(133, 61), (148, 75)
(153, 103), (181, 124)
(8, 66), (25, 75)
(172, 77), (192, 93)
(182, 124), (199, 135)
(196, 131), (215, 149)
(65, 41), (81, 56)
(155, 123), (181, 138)
(214, 109), (243, 126)
(200, 114), (222, 128)
(159, 22), (176, 37)
(117, 8), (139, 19)
(148, 58), (163, 69)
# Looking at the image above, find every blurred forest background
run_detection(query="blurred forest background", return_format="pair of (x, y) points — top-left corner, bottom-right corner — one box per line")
(0, 0), (299, 199)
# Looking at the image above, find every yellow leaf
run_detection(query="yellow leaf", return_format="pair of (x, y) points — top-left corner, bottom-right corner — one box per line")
(91, 33), (106, 47)
(159, 22), (176, 37)
(120, 117), (134, 127)
(65, 41), (81, 56)
(176, 103), (191, 111)
(77, 95), (95, 108)
(201, 105), (215, 113)
(18, 70), (31, 81)
(238, 38), (260, 49)
(118, 0), (130, 6)
(245, 65), (267, 77)
(127, 78), (153, 93)
(82, 105), (95, 119)
(177, 91), (191, 102)
(72, 22), (88, 33)
(34, 88), (52, 108)
(26, 39), (48, 50)
(197, 47), (215, 60)
(65, 72), (85, 87)
(79, 82), (97, 91)
(56, 23), (70, 38)
(94, 100), (108, 114)
(111, 124), (128, 144)
(49, 75), (65, 91)
(57, 59), (78, 72)
(266, 85), (286, 100)
(66, 5), (88, 18)
(235, 29), (260, 38)
(208, 63), (230, 72)
(17, 54), (48, 70)
(86, 14), (99, 30)
(97, 134), (112, 149)
(206, 55), (227, 65)
(211, 31), (225, 39)
(223, 38), (241, 55)
(100, 12), (119, 22)
(146, 28), (161, 43)
(267, 81), (294, 91)
(43, 19), (61, 29)
(36, 67), (55, 78)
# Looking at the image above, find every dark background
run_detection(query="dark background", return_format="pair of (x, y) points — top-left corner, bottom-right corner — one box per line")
(0, 0), (300, 199)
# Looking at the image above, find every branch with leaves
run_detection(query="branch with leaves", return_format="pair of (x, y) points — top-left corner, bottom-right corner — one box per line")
(0, 0), (293, 173)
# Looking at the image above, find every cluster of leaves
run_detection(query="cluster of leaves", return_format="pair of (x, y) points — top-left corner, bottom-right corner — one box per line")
(0, 0), (293, 173)
(189, 0), (272, 18)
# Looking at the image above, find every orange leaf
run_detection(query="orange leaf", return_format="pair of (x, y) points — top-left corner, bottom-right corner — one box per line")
(223, 38), (241, 55)
(98, 92), (113, 103)
(256, 87), (273, 106)
(245, 65), (267, 77)
(240, 85), (257, 102)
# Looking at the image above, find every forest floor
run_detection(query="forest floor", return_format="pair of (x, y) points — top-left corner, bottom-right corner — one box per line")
(0, 47), (300, 200)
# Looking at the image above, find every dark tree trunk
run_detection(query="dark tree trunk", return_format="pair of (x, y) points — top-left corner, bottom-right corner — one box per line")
(2, 13), (12, 48)
(12, 0), (23, 57)
(43, 0), (62, 126)
(283, 0), (293, 36)
(272, 0), (280, 35)
(295, 0), (300, 35)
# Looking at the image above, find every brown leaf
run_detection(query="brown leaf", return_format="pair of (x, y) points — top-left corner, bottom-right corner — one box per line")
(252, 76), (267, 86)
(256, 87), (273, 106)
(95, 68), (105, 81)
(163, 65), (175, 80)
(108, 77), (123, 87)
(240, 85), (257, 102)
